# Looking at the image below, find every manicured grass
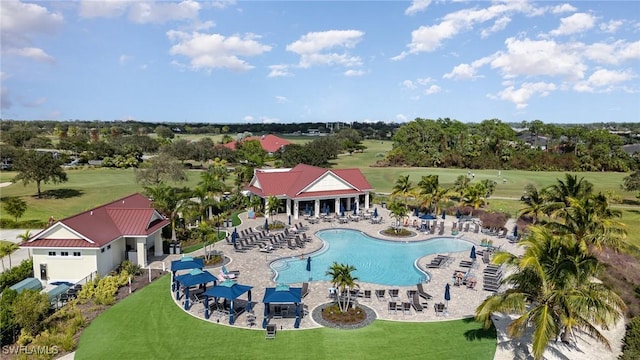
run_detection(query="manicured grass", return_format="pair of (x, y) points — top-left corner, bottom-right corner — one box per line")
(75, 275), (497, 360)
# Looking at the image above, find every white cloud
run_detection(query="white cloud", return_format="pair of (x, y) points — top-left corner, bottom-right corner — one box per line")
(490, 37), (586, 81)
(402, 80), (417, 89)
(286, 30), (364, 69)
(7, 47), (55, 63)
(396, 114), (408, 122)
(260, 116), (279, 124)
(587, 68), (635, 87)
(275, 96), (289, 104)
(1, 1), (62, 63)
(581, 40), (640, 65)
(394, 1), (540, 59)
(424, 85), (442, 95)
(167, 31), (271, 71)
(79, 0), (201, 24)
(119, 54), (133, 65)
(444, 63), (477, 80)
(492, 82), (557, 109)
(600, 19), (624, 33)
(551, 4), (577, 14)
(405, 0), (432, 16)
(268, 64), (292, 78)
(549, 13), (596, 36)
(344, 69), (365, 77)
(481, 16), (511, 38)
(243, 115), (254, 122)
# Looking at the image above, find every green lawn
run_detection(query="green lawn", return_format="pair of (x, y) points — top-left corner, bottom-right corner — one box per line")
(75, 275), (497, 360)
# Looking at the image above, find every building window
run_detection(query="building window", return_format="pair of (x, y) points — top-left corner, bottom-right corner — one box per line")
(61, 251), (69, 256)
(73, 252), (81, 257)
(101, 248), (105, 253)
(107, 245), (111, 250)
(48, 251), (56, 256)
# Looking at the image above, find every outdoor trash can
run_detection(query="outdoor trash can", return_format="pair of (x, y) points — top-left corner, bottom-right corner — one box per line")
(175, 243), (181, 255)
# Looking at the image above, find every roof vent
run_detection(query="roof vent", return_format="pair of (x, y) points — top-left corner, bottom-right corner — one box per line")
(90, 211), (93, 215)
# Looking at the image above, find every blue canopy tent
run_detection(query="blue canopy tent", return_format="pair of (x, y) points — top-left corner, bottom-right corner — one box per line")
(174, 269), (218, 310)
(419, 213), (436, 220)
(170, 257), (204, 292)
(262, 285), (303, 328)
(202, 280), (253, 324)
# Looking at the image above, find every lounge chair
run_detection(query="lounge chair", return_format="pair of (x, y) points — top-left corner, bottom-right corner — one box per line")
(434, 303), (446, 316)
(301, 282), (309, 298)
(375, 289), (385, 301)
(411, 292), (425, 312)
(387, 301), (398, 314)
(416, 283), (433, 301)
(222, 265), (240, 278)
(363, 290), (372, 301)
(265, 324), (277, 339)
(273, 305), (283, 319)
(402, 302), (412, 315)
(389, 288), (400, 300)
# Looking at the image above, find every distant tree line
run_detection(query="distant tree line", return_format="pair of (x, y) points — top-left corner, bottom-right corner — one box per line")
(384, 118), (639, 172)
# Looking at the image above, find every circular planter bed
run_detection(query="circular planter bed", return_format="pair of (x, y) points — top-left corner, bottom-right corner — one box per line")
(379, 227), (416, 238)
(312, 302), (376, 329)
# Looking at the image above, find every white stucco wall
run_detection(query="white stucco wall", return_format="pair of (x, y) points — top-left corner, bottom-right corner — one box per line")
(32, 248), (98, 284)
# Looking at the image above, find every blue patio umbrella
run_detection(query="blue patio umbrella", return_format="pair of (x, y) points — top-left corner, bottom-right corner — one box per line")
(264, 218), (269, 230)
(324, 204), (330, 215)
(444, 283), (451, 306)
(414, 208), (419, 217)
(353, 206), (357, 216)
(288, 215), (291, 226)
(441, 209), (446, 219)
(456, 209), (462, 219)
(470, 245), (477, 260)
(373, 207), (378, 217)
(304, 203), (310, 214)
(513, 225), (518, 237)
(306, 256), (312, 272)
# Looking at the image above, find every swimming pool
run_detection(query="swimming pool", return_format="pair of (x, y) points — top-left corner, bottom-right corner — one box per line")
(272, 229), (473, 286)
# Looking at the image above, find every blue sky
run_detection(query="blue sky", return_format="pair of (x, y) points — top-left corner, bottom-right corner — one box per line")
(1, 1), (639, 124)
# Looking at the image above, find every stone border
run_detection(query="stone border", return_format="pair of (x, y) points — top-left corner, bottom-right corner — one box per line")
(311, 302), (377, 330)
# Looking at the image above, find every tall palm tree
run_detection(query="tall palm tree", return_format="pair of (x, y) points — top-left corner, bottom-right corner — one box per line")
(0, 242), (19, 270)
(518, 184), (548, 224)
(266, 195), (282, 223)
(144, 184), (191, 242)
(388, 201), (409, 230)
(391, 174), (414, 208)
(453, 175), (471, 198)
(544, 174), (594, 212)
(461, 183), (486, 216)
(325, 262), (359, 312)
(475, 226), (626, 360)
(417, 175), (439, 213)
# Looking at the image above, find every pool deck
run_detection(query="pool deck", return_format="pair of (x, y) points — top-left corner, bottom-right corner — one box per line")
(153, 207), (625, 360)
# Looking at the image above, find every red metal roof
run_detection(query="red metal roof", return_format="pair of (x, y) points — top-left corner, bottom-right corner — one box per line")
(247, 164), (373, 199)
(22, 193), (169, 248)
(22, 239), (98, 248)
(223, 134), (292, 153)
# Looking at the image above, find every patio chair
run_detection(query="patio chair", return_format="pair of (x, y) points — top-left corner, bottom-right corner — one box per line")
(434, 303), (446, 316)
(273, 305), (283, 319)
(389, 288), (400, 300)
(411, 292), (425, 312)
(301, 282), (309, 298)
(387, 301), (398, 314)
(265, 324), (277, 339)
(402, 302), (412, 315)
(221, 265), (240, 278)
(375, 289), (386, 301)
(416, 283), (433, 301)
(363, 290), (372, 301)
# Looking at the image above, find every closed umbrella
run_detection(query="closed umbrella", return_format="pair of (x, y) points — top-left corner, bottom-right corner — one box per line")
(513, 225), (518, 237)
(340, 203), (345, 217)
(444, 283), (451, 307)
(373, 207), (378, 218)
(264, 218), (269, 230)
(456, 209), (461, 219)
(441, 209), (446, 219)
(306, 256), (312, 280)
(470, 245), (477, 260)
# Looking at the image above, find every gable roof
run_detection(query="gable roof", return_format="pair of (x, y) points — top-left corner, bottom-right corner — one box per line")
(22, 193), (169, 249)
(223, 134), (292, 153)
(246, 164), (373, 199)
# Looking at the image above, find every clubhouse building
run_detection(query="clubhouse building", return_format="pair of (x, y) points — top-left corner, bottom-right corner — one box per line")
(244, 164), (374, 220)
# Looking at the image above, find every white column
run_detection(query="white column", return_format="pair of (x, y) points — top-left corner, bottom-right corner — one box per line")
(365, 192), (370, 209)
(334, 198), (340, 214)
(286, 198), (291, 217)
(136, 238), (147, 268)
(154, 232), (163, 256)
(294, 200), (299, 220)
(314, 200), (320, 218)
(346, 197), (351, 211)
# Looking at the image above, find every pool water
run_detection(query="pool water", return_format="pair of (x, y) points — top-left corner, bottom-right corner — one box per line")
(273, 229), (473, 286)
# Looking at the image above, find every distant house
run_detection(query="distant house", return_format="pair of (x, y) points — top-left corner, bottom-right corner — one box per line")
(223, 134), (292, 154)
(244, 164), (374, 220)
(21, 193), (169, 285)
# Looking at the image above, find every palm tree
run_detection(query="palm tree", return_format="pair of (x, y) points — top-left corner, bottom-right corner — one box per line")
(266, 195), (282, 224)
(391, 174), (414, 208)
(453, 175), (471, 198)
(461, 183), (486, 216)
(0, 242), (19, 270)
(475, 226), (626, 360)
(325, 262), (359, 312)
(387, 201), (409, 230)
(544, 174), (594, 212)
(518, 184), (547, 224)
(144, 184), (191, 242)
(417, 175), (439, 213)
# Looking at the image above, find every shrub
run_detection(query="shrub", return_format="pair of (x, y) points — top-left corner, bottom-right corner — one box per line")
(120, 260), (142, 276)
(0, 259), (33, 290)
(620, 316), (640, 360)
